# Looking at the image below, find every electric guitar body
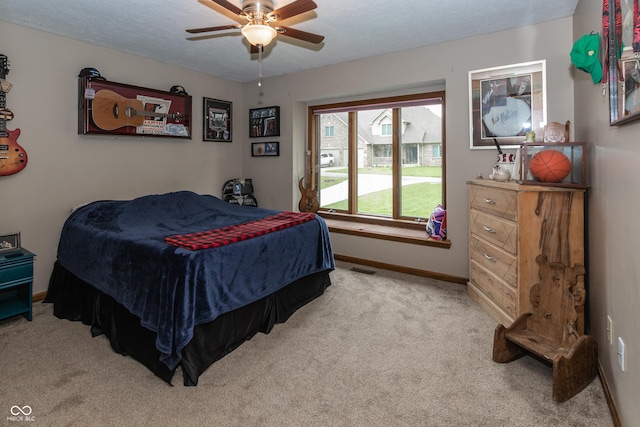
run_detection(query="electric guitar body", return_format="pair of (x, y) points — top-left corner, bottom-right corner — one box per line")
(298, 177), (319, 213)
(298, 150), (319, 213)
(0, 127), (27, 176)
(0, 53), (27, 176)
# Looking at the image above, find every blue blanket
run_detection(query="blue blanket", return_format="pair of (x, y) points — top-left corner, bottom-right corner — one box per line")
(56, 191), (334, 370)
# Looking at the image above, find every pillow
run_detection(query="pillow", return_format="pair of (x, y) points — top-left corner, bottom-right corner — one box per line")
(426, 204), (446, 240)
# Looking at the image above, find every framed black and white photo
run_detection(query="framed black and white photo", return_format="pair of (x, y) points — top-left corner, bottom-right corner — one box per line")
(249, 106), (280, 138)
(203, 98), (232, 142)
(469, 60), (547, 149)
(252, 142), (279, 157)
(0, 232), (20, 253)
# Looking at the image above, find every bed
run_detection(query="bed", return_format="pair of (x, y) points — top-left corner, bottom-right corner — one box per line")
(45, 191), (334, 385)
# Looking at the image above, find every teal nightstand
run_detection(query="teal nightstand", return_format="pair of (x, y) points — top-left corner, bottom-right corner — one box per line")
(0, 248), (35, 321)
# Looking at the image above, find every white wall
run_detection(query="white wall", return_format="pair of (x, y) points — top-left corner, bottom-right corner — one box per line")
(242, 18), (575, 279)
(574, 1), (640, 424)
(0, 22), (244, 295)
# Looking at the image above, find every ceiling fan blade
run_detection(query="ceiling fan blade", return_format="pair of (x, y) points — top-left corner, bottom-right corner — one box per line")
(186, 24), (241, 34)
(269, 0), (317, 22)
(275, 26), (324, 44)
(207, 0), (244, 16)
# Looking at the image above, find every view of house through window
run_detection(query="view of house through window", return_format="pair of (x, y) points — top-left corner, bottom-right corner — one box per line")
(311, 92), (445, 222)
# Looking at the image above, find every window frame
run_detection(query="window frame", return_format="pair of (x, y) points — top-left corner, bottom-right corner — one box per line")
(307, 91), (447, 236)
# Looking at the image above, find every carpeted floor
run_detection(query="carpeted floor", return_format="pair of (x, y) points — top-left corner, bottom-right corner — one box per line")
(0, 261), (613, 426)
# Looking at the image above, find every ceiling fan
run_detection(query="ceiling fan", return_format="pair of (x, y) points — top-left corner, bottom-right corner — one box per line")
(186, 0), (325, 52)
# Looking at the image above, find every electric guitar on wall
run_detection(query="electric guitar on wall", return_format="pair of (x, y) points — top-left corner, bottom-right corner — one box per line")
(298, 150), (319, 213)
(0, 54), (28, 177)
(91, 89), (183, 131)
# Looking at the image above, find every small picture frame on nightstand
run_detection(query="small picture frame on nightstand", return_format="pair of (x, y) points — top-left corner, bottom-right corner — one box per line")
(0, 232), (21, 253)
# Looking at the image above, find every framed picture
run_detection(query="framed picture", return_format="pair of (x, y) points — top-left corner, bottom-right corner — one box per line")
(249, 106), (280, 138)
(78, 77), (192, 138)
(252, 142), (279, 157)
(203, 98), (232, 142)
(0, 232), (20, 253)
(469, 60), (547, 149)
(621, 50), (640, 118)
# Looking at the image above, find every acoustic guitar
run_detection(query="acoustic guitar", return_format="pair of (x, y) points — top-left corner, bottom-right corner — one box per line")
(0, 54), (28, 177)
(91, 89), (183, 131)
(298, 150), (319, 213)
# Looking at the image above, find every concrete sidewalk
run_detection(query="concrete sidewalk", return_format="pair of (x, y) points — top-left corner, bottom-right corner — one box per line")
(319, 171), (441, 206)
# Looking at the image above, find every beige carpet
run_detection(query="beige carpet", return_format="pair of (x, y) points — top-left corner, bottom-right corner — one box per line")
(0, 261), (613, 426)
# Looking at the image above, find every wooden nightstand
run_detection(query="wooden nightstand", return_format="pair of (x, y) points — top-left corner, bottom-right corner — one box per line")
(0, 248), (35, 321)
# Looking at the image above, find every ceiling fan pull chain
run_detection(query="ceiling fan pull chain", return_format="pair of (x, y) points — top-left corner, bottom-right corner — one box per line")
(258, 45), (263, 87)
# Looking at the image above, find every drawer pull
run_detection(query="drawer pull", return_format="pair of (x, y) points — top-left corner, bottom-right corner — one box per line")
(483, 225), (496, 234)
(484, 198), (496, 205)
(483, 252), (497, 263)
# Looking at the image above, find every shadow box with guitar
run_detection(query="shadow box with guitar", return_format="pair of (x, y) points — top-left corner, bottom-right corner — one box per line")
(78, 76), (192, 138)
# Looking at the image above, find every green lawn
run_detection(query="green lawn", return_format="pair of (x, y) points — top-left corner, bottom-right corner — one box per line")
(322, 181), (442, 218)
(328, 166), (441, 177)
(319, 166), (443, 216)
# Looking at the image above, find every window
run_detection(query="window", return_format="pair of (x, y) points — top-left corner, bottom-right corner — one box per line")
(433, 144), (442, 159)
(324, 125), (334, 137)
(309, 91), (445, 226)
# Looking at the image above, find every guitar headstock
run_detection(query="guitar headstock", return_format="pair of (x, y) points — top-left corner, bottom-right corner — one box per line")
(0, 55), (10, 80)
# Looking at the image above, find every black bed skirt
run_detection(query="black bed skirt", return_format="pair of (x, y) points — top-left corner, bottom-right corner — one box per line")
(44, 261), (331, 386)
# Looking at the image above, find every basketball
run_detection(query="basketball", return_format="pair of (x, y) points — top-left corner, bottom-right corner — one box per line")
(529, 150), (572, 183)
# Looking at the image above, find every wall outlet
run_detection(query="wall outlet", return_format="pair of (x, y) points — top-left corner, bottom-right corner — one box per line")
(617, 337), (626, 372)
(606, 315), (613, 345)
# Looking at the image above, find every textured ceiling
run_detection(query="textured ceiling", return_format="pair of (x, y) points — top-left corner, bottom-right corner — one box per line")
(0, 0), (579, 83)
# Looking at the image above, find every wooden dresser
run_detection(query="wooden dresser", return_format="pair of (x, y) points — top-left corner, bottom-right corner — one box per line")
(467, 179), (586, 329)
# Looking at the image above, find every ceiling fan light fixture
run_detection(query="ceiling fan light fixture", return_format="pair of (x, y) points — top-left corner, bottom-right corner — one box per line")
(241, 24), (277, 47)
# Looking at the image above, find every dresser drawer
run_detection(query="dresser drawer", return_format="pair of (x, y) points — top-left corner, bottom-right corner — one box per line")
(0, 263), (33, 287)
(469, 185), (517, 220)
(470, 235), (517, 285)
(502, 283), (517, 318)
(470, 259), (518, 317)
(469, 260), (504, 308)
(467, 282), (514, 326)
(470, 209), (517, 254)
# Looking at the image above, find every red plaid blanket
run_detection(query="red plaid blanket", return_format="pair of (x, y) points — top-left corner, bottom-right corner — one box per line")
(164, 211), (316, 250)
